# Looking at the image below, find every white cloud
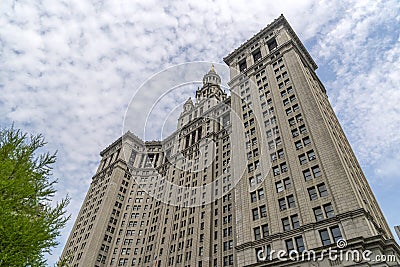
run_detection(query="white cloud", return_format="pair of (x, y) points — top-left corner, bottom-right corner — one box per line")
(0, 0), (399, 265)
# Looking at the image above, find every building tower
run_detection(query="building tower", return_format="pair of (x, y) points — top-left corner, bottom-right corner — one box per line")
(61, 15), (399, 267)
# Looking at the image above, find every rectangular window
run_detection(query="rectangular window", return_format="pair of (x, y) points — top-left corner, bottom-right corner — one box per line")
(323, 203), (335, 218)
(287, 195), (295, 208)
(284, 178), (292, 189)
(260, 205), (267, 218)
(303, 136), (311, 146)
(312, 166), (321, 177)
(295, 236), (305, 252)
(303, 169), (312, 180)
(252, 208), (259, 220)
(330, 226), (342, 243)
(313, 207), (324, 221)
(299, 154), (307, 165)
(307, 150), (316, 161)
(276, 181), (284, 192)
(308, 187), (318, 201)
(319, 229), (331, 246)
(292, 129), (299, 137)
(239, 60), (247, 72)
(250, 192), (257, 203)
(258, 189), (265, 199)
(273, 166), (280, 176)
(262, 224), (269, 237)
(254, 227), (261, 240)
(295, 140), (303, 150)
(267, 38), (278, 51)
(280, 163), (288, 173)
(285, 239), (294, 253)
(278, 198), (287, 211)
(282, 217), (290, 231)
(253, 49), (262, 62)
(317, 183), (328, 197)
(291, 214), (300, 229)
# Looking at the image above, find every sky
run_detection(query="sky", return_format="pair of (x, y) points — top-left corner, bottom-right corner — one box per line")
(0, 0), (399, 265)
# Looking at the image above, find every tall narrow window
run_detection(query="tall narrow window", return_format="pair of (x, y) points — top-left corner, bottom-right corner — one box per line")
(287, 195), (295, 208)
(291, 214), (300, 229)
(239, 59), (247, 72)
(284, 178), (292, 189)
(307, 150), (316, 161)
(317, 183), (328, 197)
(323, 203), (335, 218)
(267, 38), (278, 51)
(260, 205), (267, 218)
(253, 49), (262, 62)
(313, 207), (324, 221)
(253, 227), (261, 240)
(276, 181), (284, 192)
(330, 226), (343, 242)
(295, 236), (305, 252)
(278, 198), (286, 211)
(312, 166), (321, 177)
(308, 187), (318, 201)
(285, 239), (294, 253)
(319, 229), (331, 246)
(282, 217), (290, 231)
(303, 169), (312, 180)
(262, 224), (269, 237)
(252, 208), (259, 220)
(299, 154), (307, 165)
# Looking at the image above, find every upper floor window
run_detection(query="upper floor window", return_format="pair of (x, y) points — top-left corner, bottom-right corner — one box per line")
(239, 59), (247, 72)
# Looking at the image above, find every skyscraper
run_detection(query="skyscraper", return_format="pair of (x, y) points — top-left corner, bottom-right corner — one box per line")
(61, 15), (399, 267)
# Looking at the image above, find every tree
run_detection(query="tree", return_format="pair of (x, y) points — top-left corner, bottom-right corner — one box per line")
(0, 126), (70, 267)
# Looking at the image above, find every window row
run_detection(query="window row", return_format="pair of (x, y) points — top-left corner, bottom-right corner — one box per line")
(252, 205), (267, 220)
(313, 203), (334, 221)
(254, 224), (269, 240)
(275, 177), (291, 193)
(250, 188), (265, 202)
(282, 214), (300, 232)
(320, 225), (342, 246)
(308, 183), (328, 200)
(285, 104), (300, 116)
(278, 194), (295, 211)
(298, 149), (316, 165)
(272, 162), (288, 176)
(294, 136), (311, 150)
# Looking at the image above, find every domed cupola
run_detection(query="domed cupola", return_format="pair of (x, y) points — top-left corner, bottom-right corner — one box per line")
(196, 65), (226, 103)
(202, 64), (221, 85)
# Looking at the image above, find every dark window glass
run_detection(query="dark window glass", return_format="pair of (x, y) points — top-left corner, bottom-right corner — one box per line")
(282, 217), (290, 231)
(291, 214), (300, 229)
(330, 226), (342, 242)
(313, 207), (324, 221)
(279, 198), (286, 211)
(295, 236), (305, 252)
(254, 227), (261, 240)
(320, 229), (331, 246)
(324, 203), (335, 218)
(317, 183), (328, 197)
(308, 187), (318, 201)
(287, 195), (295, 208)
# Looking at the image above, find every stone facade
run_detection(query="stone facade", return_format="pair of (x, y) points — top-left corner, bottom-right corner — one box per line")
(61, 15), (400, 267)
